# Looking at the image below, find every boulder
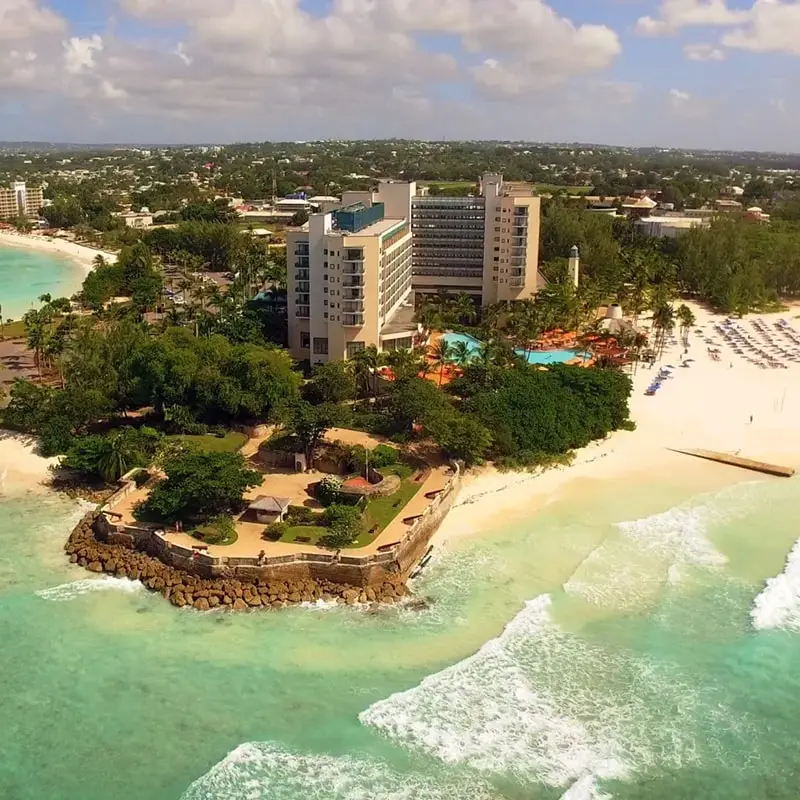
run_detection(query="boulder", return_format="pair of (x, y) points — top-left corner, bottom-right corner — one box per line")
(288, 592), (301, 604)
(171, 593), (186, 608)
(87, 561), (103, 573)
(232, 598), (248, 611)
(208, 595), (220, 608)
(246, 594), (263, 607)
(194, 597), (210, 611)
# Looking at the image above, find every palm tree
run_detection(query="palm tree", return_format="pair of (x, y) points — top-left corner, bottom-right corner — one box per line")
(97, 431), (140, 483)
(92, 254), (107, 271)
(451, 293), (478, 326)
(350, 345), (380, 400)
(428, 339), (453, 386)
(449, 340), (471, 369)
(676, 304), (696, 347)
(385, 347), (424, 382)
(651, 303), (675, 360)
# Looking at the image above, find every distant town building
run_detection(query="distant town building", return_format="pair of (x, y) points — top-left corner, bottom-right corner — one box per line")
(634, 215), (709, 238)
(0, 182), (44, 220)
(116, 210), (154, 229)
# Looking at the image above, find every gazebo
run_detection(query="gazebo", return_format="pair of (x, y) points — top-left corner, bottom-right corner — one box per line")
(247, 495), (292, 524)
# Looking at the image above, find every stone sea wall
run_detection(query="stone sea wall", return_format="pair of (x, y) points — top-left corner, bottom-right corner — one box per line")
(66, 513), (408, 610)
(64, 460), (462, 611)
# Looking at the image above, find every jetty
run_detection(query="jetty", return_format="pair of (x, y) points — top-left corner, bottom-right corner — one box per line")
(672, 448), (795, 478)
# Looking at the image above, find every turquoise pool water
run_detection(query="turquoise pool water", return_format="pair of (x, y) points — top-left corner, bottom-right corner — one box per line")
(441, 332), (587, 365)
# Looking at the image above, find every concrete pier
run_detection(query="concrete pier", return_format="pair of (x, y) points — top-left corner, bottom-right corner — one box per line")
(673, 448), (795, 478)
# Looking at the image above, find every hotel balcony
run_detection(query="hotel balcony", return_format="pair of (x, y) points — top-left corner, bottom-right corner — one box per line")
(294, 245), (310, 256)
(342, 261), (365, 275)
(343, 249), (364, 261)
(342, 287), (364, 300)
(295, 257), (310, 268)
(295, 280), (310, 293)
(508, 277), (525, 288)
(342, 313), (365, 327)
(342, 300), (364, 313)
(295, 306), (310, 318)
(295, 269), (310, 281)
(295, 293), (310, 306)
(342, 276), (364, 287)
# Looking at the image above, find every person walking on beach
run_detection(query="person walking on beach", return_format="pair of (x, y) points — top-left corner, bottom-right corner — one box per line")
(750, 415), (754, 424)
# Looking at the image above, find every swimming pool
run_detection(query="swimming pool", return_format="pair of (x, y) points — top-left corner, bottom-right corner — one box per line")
(441, 332), (588, 365)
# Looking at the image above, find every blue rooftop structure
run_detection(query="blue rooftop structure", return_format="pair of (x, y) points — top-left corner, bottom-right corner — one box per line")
(333, 202), (385, 233)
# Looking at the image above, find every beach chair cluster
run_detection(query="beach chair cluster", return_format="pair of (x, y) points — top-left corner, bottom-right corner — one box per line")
(715, 318), (799, 369)
(645, 366), (673, 396)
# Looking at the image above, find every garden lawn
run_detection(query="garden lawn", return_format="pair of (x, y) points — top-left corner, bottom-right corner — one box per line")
(280, 526), (329, 545)
(0, 320), (26, 339)
(170, 431), (248, 453)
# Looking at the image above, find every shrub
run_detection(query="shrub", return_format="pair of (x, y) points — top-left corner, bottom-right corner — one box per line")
(371, 444), (401, 467)
(264, 521), (289, 541)
(131, 469), (150, 488)
(286, 505), (318, 525)
(316, 475), (343, 507)
(321, 504), (363, 549)
(194, 514), (237, 545)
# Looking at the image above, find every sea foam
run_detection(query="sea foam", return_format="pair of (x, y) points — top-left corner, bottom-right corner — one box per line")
(36, 575), (144, 602)
(751, 537), (800, 631)
(361, 593), (742, 793)
(179, 741), (498, 800)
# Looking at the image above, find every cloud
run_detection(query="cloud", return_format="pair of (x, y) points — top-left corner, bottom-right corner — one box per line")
(64, 35), (103, 74)
(684, 42), (725, 60)
(722, 0), (800, 54)
(635, 0), (748, 36)
(669, 88), (691, 107)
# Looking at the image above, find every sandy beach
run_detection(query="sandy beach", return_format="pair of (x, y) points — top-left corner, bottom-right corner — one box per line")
(0, 433), (59, 495)
(434, 302), (800, 547)
(0, 229), (117, 271)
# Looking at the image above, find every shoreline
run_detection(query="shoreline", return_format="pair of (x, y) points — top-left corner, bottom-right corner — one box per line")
(0, 229), (117, 276)
(433, 302), (800, 549)
(0, 432), (60, 496)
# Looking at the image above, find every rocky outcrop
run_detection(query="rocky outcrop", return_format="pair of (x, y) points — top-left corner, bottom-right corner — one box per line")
(65, 513), (409, 612)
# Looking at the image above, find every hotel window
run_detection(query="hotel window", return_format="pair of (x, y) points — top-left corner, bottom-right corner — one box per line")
(346, 341), (366, 359)
(313, 337), (329, 355)
(300, 332), (310, 349)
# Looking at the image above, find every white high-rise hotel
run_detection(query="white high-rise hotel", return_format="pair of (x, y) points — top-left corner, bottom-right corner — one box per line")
(287, 174), (543, 363)
(0, 181), (44, 220)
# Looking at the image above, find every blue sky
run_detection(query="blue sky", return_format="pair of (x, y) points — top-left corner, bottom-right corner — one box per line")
(3, 0), (800, 150)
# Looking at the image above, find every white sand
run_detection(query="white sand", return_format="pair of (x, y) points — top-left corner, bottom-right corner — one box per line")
(434, 303), (800, 547)
(0, 229), (117, 272)
(0, 433), (59, 495)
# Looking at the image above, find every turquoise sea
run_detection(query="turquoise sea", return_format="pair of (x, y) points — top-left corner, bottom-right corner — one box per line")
(0, 244), (86, 321)
(2, 464), (800, 799)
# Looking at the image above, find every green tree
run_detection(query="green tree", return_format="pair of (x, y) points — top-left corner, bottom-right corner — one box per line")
(321, 504), (363, 548)
(138, 449), (261, 523)
(304, 360), (356, 404)
(290, 401), (345, 466)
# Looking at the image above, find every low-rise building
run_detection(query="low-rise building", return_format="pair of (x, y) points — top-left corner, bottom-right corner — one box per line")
(634, 215), (709, 238)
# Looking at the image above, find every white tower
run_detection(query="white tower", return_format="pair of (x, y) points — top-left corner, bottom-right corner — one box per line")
(567, 245), (580, 288)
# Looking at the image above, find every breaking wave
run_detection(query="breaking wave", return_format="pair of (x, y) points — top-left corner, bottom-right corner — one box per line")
(36, 575), (144, 602)
(361, 593), (742, 794)
(179, 742), (499, 800)
(751, 538), (800, 631)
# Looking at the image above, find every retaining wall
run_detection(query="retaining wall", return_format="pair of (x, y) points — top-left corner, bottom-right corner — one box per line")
(98, 462), (462, 588)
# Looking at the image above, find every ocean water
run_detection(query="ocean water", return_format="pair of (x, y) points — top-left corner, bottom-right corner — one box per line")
(0, 245), (86, 321)
(2, 466), (800, 799)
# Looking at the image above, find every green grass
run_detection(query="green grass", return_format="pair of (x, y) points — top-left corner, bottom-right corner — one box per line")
(0, 320), (26, 340)
(358, 475), (423, 546)
(535, 183), (593, 195)
(191, 517), (239, 546)
(170, 431), (248, 453)
(418, 180), (476, 189)
(281, 525), (329, 545)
